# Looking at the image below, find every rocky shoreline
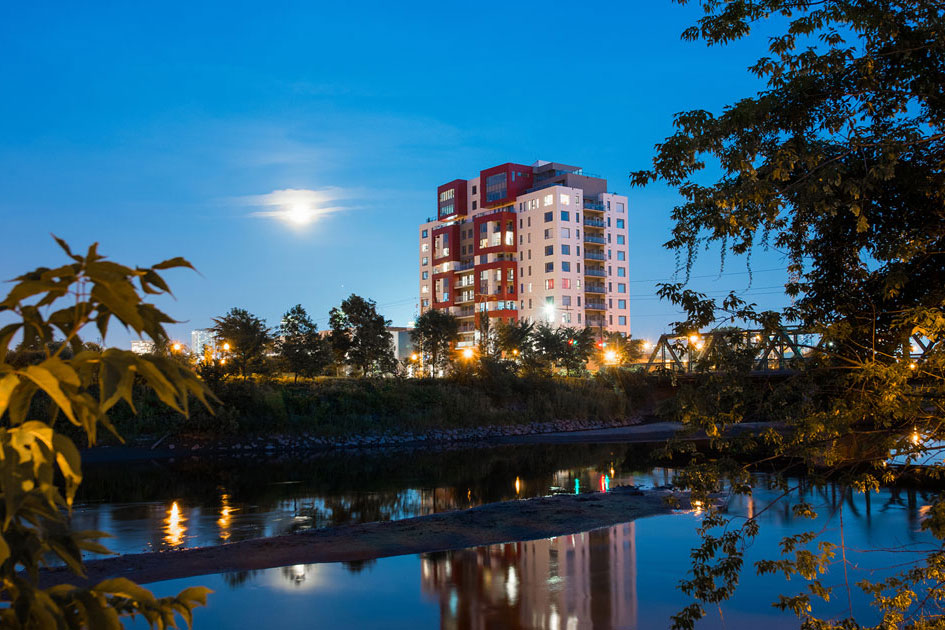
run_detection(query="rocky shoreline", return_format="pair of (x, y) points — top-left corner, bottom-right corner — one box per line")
(100, 416), (646, 460)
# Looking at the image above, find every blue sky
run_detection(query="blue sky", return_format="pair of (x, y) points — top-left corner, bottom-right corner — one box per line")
(0, 1), (793, 347)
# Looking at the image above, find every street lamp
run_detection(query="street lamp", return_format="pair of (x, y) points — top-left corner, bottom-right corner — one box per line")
(462, 347), (474, 360)
(604, 349), (618, 365)
(171, 342), (182, 353)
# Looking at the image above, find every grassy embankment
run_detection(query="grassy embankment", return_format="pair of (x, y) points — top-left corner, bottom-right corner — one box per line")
(82, 372), (655, 441)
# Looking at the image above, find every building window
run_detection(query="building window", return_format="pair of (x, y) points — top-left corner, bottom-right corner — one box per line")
(543, 194), (553, 206)
(559, 193), (570, 206)
(618, 299), (627, 309)
(577, 296), (582, 306)
(617, 267), (627, 277)
(422, 229), (428, 238)
(544, 229), (552, 239)
(618, 316), (627, 325)
(422, 271), (429, 279)
(485, 173), (508, 202)
(560, 211), (570, 222)
(617, 202), (625, 213)
(562, 312), (571, 324)
(422, 243), (429, 252)
(529, 299), (533, 308)
(561, 261), (571, 272)
(545, 262), (554, 273)
(562, 278), (571, 289)
(561, 244), (570, 255)
(439, 189), (454, 202)
(544, 211), (553, 223)
(520, 283), (524, 293)
(528, 282), (532, 293)
(560, 228), (570, 238)
(422, 257), (428, 265)
(422, 299), (429, 307)
(472, 200), (478, 210)
(617, 251), (626, 261)
(618, 283), (627, 292)
(472, 185), (477, 195)
(545, 279), (554, 290)
(617, 235), (625, 245)
(546, 296), (554, 305)
(545, 245), (553, 256)
(528, 199), (539, 210)
(422, 286), (429, 293)
(616, 219), (625, 229)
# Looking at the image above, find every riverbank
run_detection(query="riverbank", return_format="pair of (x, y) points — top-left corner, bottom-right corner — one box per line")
(70, 374), (662, 445)
(43, 487), (693, 587)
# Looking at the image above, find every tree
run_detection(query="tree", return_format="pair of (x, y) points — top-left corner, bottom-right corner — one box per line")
(211, 307), (273, 378)
(632, 1), (945, 627)
(494, 319), (534, 360)
(0, 238), (210, 628)
(328, 294), (397, 376)
(558, 327), (596, 376)
(278, 304), (331, 381)
(411, 309), (458, 376)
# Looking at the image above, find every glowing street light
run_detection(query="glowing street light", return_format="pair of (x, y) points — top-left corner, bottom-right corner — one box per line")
(688, 334), (701, 344)
(171, 342), (182, 353)
(410, 353), (419, 362)
(604, 349), (618, 364)
(222, 342), (231, 352)
(462, 347), (474, 360)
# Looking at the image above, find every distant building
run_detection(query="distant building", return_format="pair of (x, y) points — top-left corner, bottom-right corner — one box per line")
(419, 160), (631, 347)
(191, 329), (215, 356)
(388, 326), (415, 361)
(130, 340), (155, 355)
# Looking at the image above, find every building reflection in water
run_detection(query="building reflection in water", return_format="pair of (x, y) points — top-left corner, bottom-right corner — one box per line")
(421, 523), (637, 630)
(164, 501), (186, 548)
(218, 493), (234, 542)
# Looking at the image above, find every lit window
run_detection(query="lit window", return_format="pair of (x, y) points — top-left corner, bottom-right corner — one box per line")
(505, 231), (514, 246)
(422, 299), (429, 307)
(422, 243), (429, 252)
(560, 228), (570, 238)
(439, 189), (454, 202)
(562, 312), (572, 323)
(422, 286), (429, 293)
(545, 279), (554, 290)
(528, 199), (539, 210)
(543, 194), (553, 206)
(528, 283), (532, 293)
(422, 257), (428, 265)
(559, 194), (570, 206)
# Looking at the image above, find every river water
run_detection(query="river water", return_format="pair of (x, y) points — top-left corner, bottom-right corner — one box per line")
(73, 443), (940, 629)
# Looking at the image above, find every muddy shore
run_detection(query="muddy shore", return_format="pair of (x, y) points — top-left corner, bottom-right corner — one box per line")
(41, 488), (685, 587)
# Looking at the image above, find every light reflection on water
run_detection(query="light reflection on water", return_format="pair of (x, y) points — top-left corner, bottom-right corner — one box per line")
(74, 443), (674, 555)
(134, 481), (940, 630)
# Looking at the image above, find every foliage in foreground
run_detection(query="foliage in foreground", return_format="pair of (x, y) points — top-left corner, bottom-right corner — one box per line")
(633, 0), (945, 627)
(0, 238), (212, 629)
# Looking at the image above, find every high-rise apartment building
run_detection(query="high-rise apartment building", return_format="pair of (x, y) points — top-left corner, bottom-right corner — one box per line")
(419, 161), (630, 346)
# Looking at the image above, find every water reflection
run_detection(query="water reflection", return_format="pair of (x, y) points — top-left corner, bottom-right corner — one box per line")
(164, 501), (186, 548)
(74, 444), (669, 556)
(421, 524), (638, 630)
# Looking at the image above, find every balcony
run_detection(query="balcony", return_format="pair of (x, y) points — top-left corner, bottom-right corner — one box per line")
(584, 234), (606, 245)
(456, 262), (475, 272)
(587, 319), (606, 328)
(586, 302), (606, 310)
(585, 268), (606, 278)
(585, 251), (605, 261)
(585, 284), (606, 294)
(584, 218), (605, 228)
(584, 200), (604, 211)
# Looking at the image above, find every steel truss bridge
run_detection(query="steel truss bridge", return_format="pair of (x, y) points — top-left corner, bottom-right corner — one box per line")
(643, 327), (934, 374)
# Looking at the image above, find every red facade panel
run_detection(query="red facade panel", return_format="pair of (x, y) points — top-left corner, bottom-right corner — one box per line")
(432, 223), (461, 264)
(472, 210), (517, 256)
(432, 270), (455, 309)
(437, 179), (467, 221)
(479, 163), (533, 208)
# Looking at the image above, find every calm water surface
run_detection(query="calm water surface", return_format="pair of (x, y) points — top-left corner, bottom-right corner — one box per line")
(89, 443), (939, 629)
